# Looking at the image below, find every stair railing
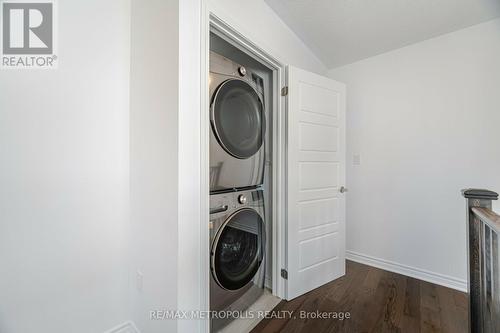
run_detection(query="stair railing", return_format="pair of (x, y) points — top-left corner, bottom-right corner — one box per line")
(462, 189), (500, 333)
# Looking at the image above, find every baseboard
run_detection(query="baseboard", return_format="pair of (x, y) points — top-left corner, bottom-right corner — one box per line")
(346, 250), (467, 292)
(104, 321), (140, 333)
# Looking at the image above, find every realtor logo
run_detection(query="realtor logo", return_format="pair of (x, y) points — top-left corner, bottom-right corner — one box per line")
(1, 0), (57, 68)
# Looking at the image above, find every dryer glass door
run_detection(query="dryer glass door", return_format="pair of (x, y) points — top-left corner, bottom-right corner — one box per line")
(212, 208), (265, 290)
(211, 79), (265, 159)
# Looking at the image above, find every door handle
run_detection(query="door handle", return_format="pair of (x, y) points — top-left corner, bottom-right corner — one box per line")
(339, 186), (348, 193)
(210, 205), (228, 214)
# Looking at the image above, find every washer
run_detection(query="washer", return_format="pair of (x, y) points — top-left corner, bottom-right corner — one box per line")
(209, 51), (266, 192)
(209, 189), (266, 332)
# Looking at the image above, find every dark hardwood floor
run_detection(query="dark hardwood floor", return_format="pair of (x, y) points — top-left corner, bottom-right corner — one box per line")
(251, 261), (468, 333)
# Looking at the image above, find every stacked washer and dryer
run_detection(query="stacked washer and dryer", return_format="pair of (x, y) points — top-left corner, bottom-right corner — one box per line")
(209, 51), (268, 332)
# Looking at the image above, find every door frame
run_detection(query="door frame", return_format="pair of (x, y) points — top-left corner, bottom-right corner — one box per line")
(206, 12), (287, 298)
(179, 4), (288, 333)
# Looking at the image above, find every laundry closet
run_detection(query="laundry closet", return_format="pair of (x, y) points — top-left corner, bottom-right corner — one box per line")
(209, 32), (275, 332)
(205, 20), (346, 333)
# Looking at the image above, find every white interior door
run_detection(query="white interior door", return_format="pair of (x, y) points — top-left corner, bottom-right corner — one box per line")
(285, 66), (346, 300)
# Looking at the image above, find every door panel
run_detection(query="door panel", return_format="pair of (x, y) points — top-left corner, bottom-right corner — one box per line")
(211, 79), (265, 159)
(299, 162), (339, 189)
(211, 208), (265, 291)
(299, 123), (339, 152)
(286, 66), (346, 300)
(299, 82), (339, 117)
(299, 198), (339, 229)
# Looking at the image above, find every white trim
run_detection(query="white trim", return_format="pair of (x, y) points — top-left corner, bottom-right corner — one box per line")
(346, 250), (467, 292)
(200, 2), (211, 332)
(104, 321), (140, 333)
(178, 1), (207, 333)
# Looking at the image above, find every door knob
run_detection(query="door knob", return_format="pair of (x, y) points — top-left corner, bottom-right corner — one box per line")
(339, 186), (348, 193)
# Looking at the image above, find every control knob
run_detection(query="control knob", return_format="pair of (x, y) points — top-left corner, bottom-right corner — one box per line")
(238, 194), (247, 204)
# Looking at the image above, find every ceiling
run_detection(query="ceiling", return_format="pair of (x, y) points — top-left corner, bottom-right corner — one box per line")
(265, 0), (500, 69)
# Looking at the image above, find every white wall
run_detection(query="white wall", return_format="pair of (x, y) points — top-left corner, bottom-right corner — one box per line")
(208, 0), (327, 74)
(328, 18), (500, 289)
(0, 1), (131, 332)
(129, 0), (179, 332)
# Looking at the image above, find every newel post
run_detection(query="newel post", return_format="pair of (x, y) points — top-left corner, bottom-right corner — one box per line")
(462, 189), (499, 333)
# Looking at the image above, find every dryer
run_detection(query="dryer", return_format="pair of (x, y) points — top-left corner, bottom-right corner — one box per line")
(209, 188), (266, 332)
(209, 51), (266, 192)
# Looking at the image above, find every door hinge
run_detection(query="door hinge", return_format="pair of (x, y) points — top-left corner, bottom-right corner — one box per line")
(281, 86), (288, 96)
(281, 269), (288, 280)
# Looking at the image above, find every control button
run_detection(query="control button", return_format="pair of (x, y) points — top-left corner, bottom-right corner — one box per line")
(238, 66), (246, 76)
(238, 195), (247, 204)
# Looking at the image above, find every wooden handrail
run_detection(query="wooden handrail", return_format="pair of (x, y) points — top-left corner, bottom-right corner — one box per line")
(471, 207), (500, 234)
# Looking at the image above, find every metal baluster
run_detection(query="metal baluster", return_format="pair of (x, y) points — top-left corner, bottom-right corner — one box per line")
(492, 230), (499, 330)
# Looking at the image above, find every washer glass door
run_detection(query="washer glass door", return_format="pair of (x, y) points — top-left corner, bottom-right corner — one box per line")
(212, 208), (265, 290)
(211, 79), (265, 159)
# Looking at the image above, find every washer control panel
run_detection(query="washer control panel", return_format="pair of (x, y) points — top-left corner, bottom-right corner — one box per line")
(210, 189), (263, 215)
